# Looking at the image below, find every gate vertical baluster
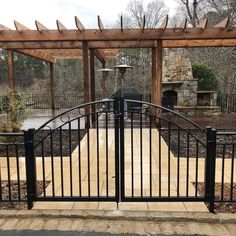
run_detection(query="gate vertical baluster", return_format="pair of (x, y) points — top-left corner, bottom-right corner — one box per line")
(205, 127), (216, 213)
(114, 98), (120, 204)
(209, 129), (216, 213)
(24, 129), (36, 210)
(120, 98), (125, 201)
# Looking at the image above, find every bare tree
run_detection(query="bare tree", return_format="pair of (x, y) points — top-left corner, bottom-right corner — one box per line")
(116, 0), (168, 95)
(122, 0), (168, 28)
(177, 0), (236, 97)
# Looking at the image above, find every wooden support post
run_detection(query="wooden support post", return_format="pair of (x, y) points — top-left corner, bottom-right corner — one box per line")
(49, 63), (55, 111)
(151, 40), (163, 123)
(151, 40), (163, 106)
(90, 48), (96, 123)
(83, 41), (90, 128)
(7, 50), (16, 94)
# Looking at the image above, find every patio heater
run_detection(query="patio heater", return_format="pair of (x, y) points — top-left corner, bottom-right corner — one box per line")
(98, 68), (113, 99)
(114, 64), (132, 117)
(98, 68), (113, 112)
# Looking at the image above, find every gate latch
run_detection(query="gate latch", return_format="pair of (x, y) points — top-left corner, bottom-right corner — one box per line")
(114, 112), (123, 118)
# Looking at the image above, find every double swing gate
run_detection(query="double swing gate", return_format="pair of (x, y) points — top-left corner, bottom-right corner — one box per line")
(23, 98), (217, 211)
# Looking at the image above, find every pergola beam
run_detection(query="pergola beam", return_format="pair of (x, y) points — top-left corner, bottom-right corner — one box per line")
(1, 39), (236, 50)
(16, 49), (56, 63)
(0, 28), (235, 42)
(94, 49), (106, 63)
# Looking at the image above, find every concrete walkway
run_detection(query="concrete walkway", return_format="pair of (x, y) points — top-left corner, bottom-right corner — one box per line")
(0, 210), (235, 235)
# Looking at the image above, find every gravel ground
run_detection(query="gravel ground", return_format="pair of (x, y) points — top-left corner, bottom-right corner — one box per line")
(195, 182), (236, 213)
(0, 181), (50, 210)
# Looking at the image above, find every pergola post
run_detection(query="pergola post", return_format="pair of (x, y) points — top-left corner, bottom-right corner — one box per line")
(151, 40), (163, 106)
(7, 50), (16, 95)
(83, 41), (90, 128)
(49, 62), (55, 111)
(90, 48), (96, 123)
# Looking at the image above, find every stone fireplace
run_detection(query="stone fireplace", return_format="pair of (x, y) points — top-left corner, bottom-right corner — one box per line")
(162, 48), (220, 117)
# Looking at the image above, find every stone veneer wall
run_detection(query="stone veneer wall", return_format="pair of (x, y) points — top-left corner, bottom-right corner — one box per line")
(162, 48), (198, 107)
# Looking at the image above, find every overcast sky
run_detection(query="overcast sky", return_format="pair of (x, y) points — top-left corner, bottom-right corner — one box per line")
(0, 0), (178, 29)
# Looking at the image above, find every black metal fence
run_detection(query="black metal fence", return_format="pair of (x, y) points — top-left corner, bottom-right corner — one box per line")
(215, 131), (236, 203)
(0, 99), (236, 212)
(27, 93), (151, 109)
(0, 132), (27, 203)
(217, 94), (236, 113)
(28, 94), (84, 109)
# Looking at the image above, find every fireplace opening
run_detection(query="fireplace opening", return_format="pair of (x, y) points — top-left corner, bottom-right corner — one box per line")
(162, 90), (177, 110)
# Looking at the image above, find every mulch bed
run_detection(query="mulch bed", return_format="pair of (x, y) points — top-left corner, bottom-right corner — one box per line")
(0, 180), (50, 210)
(161, 129), (236, 158)
(0, 129), (86, 157)
(195, 182), (236, 213)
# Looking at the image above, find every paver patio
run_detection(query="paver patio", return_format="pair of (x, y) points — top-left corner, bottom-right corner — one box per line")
(1, 127), (234, 212)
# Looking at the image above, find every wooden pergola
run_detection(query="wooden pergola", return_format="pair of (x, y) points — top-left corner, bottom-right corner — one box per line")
(1, 15), (236, 110)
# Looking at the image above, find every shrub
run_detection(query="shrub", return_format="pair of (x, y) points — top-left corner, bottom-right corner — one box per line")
(192, 63), (219, 91)
(0, 89), (31, 132)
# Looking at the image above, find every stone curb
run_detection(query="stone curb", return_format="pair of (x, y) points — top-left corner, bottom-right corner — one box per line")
(0, 210), (235, 224)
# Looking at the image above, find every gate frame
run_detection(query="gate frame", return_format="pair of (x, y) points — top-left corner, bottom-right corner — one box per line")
(23, 99), (217, 212)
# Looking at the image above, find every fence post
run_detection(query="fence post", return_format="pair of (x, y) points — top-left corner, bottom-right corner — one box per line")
(24, 128), (36, 210)
(205, 127), (216, 213)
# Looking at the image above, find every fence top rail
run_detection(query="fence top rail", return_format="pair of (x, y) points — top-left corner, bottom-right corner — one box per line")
(0, 132), (24, 136)
(217, 131), (236, 135)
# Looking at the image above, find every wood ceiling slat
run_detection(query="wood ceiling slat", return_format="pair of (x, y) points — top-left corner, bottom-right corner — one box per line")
(214, 17), (230, 29)
(14, 21), (29, 32)
(196, 17), (208, 29)
(142, 15), (146, 32)
(120, 15), (123, 32)
(75, 16), (85, 32)
(56, 20), (67, 32)
(0, 23), (11, 31)
(97, 15), (104, 31)
(160, 15), (168, 30)
(174, 19), (187, 31)
(35, 20), (48, 32)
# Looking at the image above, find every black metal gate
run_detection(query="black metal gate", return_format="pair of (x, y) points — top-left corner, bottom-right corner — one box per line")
(24, 98), (216, 212)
